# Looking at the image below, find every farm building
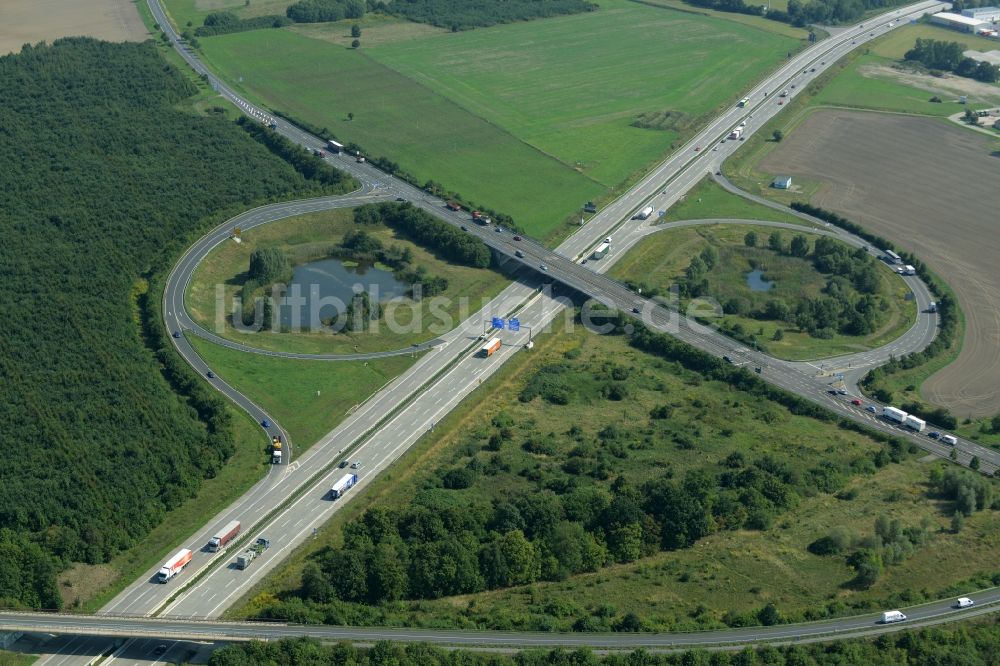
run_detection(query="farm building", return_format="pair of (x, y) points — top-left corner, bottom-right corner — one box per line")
(931, 12), (989, 33)
(962, 6), (1000, 21)
(772, 175), (793, 189)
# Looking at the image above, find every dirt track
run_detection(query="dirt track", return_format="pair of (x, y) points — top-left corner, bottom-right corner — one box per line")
(0, 0), (147, 55)
(759, 109), (1000, 417)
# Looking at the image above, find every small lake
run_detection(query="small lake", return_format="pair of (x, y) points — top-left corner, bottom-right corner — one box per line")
(745, 269), (774, 292)
(278, 258), (408, 329)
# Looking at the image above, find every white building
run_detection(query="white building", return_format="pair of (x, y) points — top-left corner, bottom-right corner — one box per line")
(772, 176), (792, 189)
(932, 12), (989, 33)
(962, 6), (1000, 22)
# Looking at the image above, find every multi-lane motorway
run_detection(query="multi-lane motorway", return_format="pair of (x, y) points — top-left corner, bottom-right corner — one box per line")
(20, 0), (1000, 661)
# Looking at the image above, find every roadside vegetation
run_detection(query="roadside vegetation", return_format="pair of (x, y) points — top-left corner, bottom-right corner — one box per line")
(234, 323), (998, 631)
(610, 224), (913, 359)
(0, 37), (350, 610)
(187, 205), (509, 355)
(206, 617), (1000, 665)
(189, 337), (417, 449)
(659, 177), (817, 226)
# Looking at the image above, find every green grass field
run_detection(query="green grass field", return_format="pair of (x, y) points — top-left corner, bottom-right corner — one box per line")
(661, 177), (817, 226)
(369, 0), (798, 189)
(189, 336), (417, 448)
(197, 29), (601, 239)
(610, 224), (915, 360)
(162, 0), (299, 30)
(640, 0), (805, 39)
(236, 325), (1000, 631)
(186, 207), (511, 354)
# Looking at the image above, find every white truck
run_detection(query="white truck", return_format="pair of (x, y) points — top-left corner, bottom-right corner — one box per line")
(330, 473), (358, 499)
(635, 206), (653, 220)
(728, 127), (743, 140)
(592, 242), (610, 259)
(883, 406), (908, 424)
(157, 548), (192, 583)
(904, 414), (926, 432)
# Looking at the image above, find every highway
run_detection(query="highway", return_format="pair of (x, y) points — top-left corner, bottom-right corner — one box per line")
(5, 587), (1000, 650)
(24, 0), (999, 661)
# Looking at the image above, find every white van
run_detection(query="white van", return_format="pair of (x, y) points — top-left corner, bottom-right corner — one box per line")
(881, 610), (907, 623)
(941, 435), (957, 446)
(956, 597), (974, 608)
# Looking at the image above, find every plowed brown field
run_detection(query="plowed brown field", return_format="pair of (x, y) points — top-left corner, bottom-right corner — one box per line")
(759, 109), (1000, 417)
(0, 0), (147, 55)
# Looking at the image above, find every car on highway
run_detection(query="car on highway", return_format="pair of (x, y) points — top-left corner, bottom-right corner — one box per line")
(867, 405), (878, 413)
(632, 306), (640, 314)
(261, 419), (271, 428)
(172, 331), (181, 338)
(312, 149), (322, 157)
(694, 146), (701, 151)
(153, 644), (168, 656)
(395, 197), (406, 202)
(837, 389), (848, 395)
(810, 67), (816, 72)
(495, 226), (502, 232)
(338, 460), (349, 468)
(956, 597), (975, 608)
(927, 431), (941, 439)
(778, 100), (784, 105)
(206, 370), (215, 378)
(851, 399), (862, 406)
(581, 259), (588, 264)
(350, 461), (363, 469)
(513, 235), (522, 241)
(723, 355), (734, 364)
(827, 389), (839, 395)
(712, 146), (718, 151)
(515, 250), (524, 258)
(460, 225), (468, 231)
(540, 264), (548, 271)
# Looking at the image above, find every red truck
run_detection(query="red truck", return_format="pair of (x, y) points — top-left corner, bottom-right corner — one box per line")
(207, 520), (241, 552)
(157, 548), (192, 583)
(446, 201), (461, 211)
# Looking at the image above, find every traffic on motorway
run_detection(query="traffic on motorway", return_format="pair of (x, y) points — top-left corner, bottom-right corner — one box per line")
(29, 1), (992, 663)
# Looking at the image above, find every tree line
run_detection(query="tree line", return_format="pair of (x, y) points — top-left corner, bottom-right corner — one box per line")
(905, 38), (999, 83)
(354, 202), (492, 269)
(682, 0), (911, 27)
(208, 619), (1000, 664)
(0, 38), (338, 609)
(195, 12), (292, 36)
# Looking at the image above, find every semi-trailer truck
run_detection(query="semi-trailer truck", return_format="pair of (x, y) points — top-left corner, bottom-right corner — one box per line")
(207, 521), (241, 552)
(480, 337), (502, 358)
(592, 242), (610, 259)
(904, 415), (926, 432)
(634, 206), (654, 220)
(157, 548), (192, 583)
(883, 406), (908, 424)
(330, 473), (358, 499)
(729, 127), (743, 140)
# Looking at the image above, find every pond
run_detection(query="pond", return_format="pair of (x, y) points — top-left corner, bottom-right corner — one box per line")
(745, 269), (774, 292)
(277, 258), (409, 329)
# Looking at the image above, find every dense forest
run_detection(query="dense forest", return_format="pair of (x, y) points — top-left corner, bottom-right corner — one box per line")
(208, 619), (1000, 665)
(0, 38), (350, 608)
(354, 203), (492, 269)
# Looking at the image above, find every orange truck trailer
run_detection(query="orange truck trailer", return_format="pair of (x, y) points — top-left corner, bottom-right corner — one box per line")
(480, 337), (502, 358)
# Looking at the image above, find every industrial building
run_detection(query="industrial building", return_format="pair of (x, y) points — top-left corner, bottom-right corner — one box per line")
(962, 6), (1000, 22)
(931, 11), (989, 33)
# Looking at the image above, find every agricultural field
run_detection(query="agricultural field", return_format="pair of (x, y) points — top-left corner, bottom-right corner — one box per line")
(369, 0), (799, 189)
(186, 207), (511, 354)
(610, 223), (914, 360)
(193, 0), (797, 239)
(197, 29), (600, 239)
(0, 0), (147, 55)
(756, 109), (1000, 416)
(162, 0), (298, 29)
(236, 325), (1000, 631)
